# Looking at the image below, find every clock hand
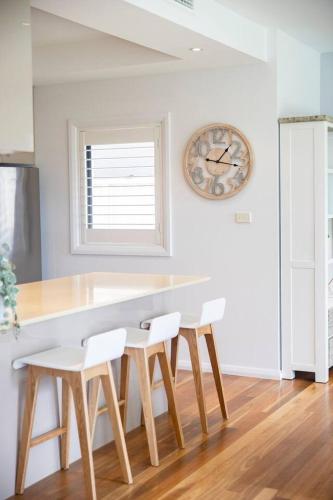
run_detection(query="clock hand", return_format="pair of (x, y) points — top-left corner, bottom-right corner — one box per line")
(217, 144), (231, 162)
(218, 160), (239, 167)
(205, 158), (238, 167)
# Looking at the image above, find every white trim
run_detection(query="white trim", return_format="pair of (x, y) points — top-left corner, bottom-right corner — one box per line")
(177, 359), (282, 380)
(70, 242), (170, 257)
(68, 113), (172, 257)
(68, 120), (81, 256)
(281, 367), (295, 380)
(291, 260), (315, 269)
(291, 363), (316, 372)
(314, 121), (329, 383)
(280, 125), (293, 385)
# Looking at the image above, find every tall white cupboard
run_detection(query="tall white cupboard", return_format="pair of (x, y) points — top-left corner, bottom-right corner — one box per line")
(280, 115), (333, 383)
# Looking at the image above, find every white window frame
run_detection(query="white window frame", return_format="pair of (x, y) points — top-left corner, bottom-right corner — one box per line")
(68, 113), (172, 256)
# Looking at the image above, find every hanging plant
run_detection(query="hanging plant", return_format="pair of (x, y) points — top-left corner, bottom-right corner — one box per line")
(0, 243), (20, 332)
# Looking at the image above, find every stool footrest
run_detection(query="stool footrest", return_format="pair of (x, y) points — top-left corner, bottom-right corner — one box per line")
(152, 379), (164, 390)
(30, 427), (66, 447)
(150, 374), (193, 391)
(176, 375), (193, 387)
(97, 399), (125, 417)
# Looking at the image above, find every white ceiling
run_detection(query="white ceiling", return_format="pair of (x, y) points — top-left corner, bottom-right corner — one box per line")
(216, 0), (333, 53)
(31, 8), (177, 85)
(31, 0), (333, 86)
(32, 8), (107, 46)
(31, 0), (267, 85)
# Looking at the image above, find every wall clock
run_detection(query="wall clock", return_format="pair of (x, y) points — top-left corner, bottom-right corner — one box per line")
(183, 123), (254, 200)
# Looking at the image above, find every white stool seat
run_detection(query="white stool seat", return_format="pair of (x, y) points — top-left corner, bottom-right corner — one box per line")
(141, 314), (201, 330)
(13, 346), (86, 371)
(133, 312), (181, 348)
(13, 328), (127, 371)
(125, 327), (152, 348)
(179, 314), (202, 329)
(125, 313), (182, 347)
(141, 298), (226, 331)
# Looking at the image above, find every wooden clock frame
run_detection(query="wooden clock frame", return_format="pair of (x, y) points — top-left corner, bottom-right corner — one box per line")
(183, 123), (254, 200)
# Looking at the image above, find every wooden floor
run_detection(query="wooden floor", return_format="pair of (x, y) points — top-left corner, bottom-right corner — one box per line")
(12, 370), (333, 500)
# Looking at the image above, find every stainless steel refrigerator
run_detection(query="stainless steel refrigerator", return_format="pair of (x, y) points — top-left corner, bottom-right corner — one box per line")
(0, 165), (41, 284)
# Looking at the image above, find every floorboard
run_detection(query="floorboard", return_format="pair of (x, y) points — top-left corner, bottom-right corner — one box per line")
(11, 370), (333, 500)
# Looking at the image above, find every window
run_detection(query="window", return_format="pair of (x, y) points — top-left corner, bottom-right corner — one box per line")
(69, 115), (171, 256)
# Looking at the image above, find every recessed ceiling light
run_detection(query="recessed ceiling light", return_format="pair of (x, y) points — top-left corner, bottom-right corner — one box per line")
(190, 47), (203, 52)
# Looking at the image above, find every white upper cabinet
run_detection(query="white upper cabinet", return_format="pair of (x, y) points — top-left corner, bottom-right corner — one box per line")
(0, 0), (33, 154)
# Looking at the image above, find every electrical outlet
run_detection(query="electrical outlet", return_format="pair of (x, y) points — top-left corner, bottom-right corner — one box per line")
(235, 212), (252, 223)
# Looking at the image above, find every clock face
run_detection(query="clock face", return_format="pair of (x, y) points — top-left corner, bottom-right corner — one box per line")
(183, 123), (254, 200)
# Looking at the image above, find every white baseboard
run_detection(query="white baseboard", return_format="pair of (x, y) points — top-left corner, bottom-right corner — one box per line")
(177, 360), (281, 380)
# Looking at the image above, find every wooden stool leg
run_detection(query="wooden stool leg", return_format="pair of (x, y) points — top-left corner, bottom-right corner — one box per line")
(184, 330), (209, 434)
(101, 363), (133, 484)
(120, 354), (130, 431)
(134, 349), (159, 466)
(205, 326), (229, 419)
(158, 343), (185, 449)
(60, 379), (71, 470)
(140, 353), (156, 426)
(70, 372), (96, 500)
(16, 366), (40, 494)
(170, 336), (179, 384)
(88, 377), (101, 440)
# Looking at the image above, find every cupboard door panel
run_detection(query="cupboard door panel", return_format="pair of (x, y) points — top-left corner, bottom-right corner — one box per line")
(291, 268), (315, 369)
(291, 128), (315, 263)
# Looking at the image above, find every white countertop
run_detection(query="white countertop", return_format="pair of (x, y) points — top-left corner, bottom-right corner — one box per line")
(17, 272), (210, 326)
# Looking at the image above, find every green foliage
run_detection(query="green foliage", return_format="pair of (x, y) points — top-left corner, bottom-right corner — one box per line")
(0, 243), (20, 332)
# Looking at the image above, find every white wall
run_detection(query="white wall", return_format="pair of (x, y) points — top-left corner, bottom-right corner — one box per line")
(276, 31), (321, 116)
(321, 52), (333, 115)
(0, 0), (34, 153)
(34, 63), (281, 378)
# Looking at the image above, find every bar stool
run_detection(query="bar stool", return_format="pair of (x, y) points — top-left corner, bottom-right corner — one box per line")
(13, 329), (132, 500)
(142, 298), (229, 434)
(89, 312), (185, 467)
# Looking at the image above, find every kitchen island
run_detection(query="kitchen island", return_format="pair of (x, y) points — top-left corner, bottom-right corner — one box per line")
(0, 272), (209, 498)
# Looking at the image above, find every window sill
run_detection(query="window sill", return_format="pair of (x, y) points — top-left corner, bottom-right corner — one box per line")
(71, 242), (172, 257)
